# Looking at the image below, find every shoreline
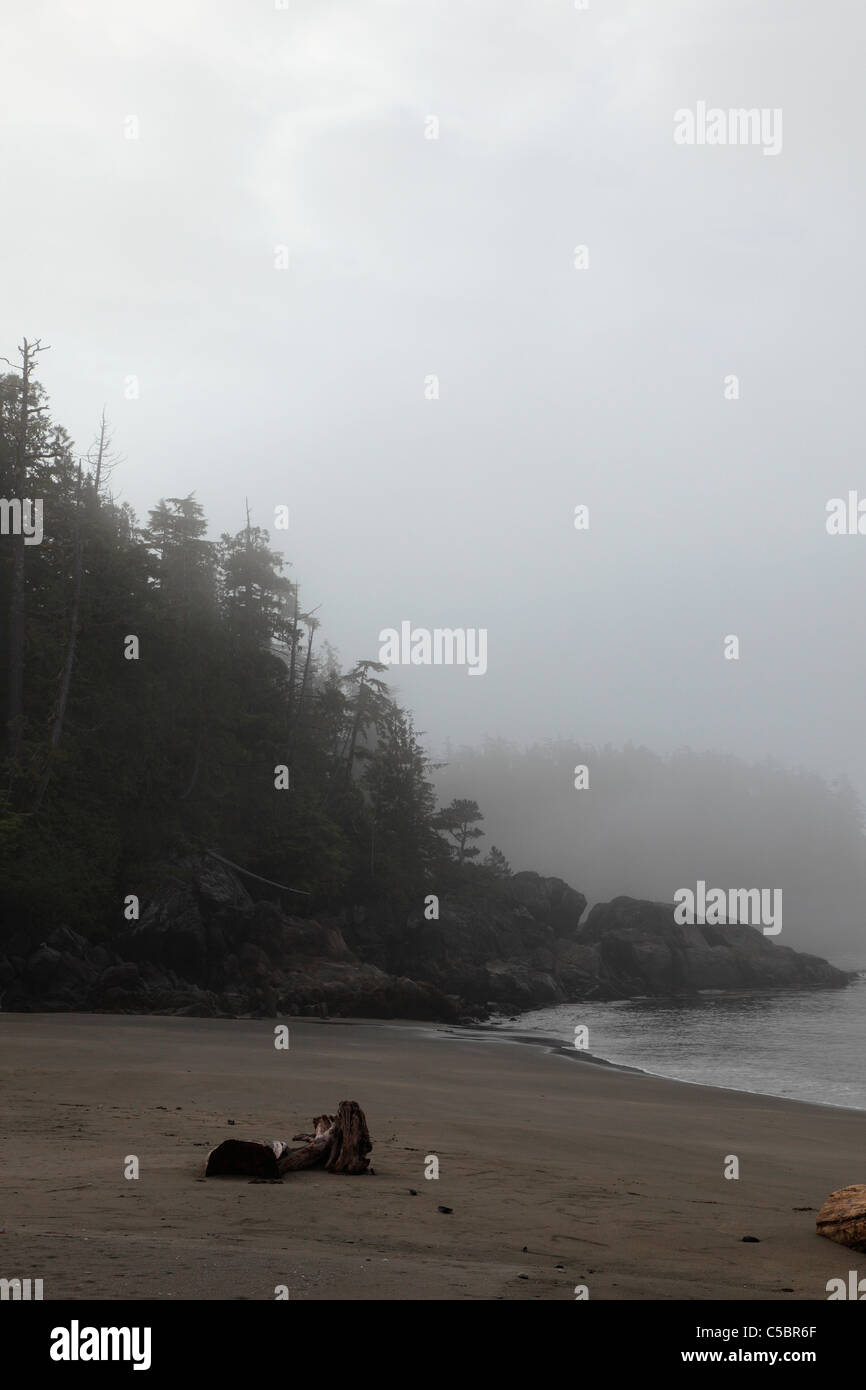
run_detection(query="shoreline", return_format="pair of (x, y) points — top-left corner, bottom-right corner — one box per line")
(471, 1022), (866, 1115)
(5, 996), (864, 1112)
(473, 979), (866, 1115)
(388, 1015), (866, 1115)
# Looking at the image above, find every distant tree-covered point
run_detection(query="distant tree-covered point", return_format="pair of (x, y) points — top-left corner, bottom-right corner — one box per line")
(433, 738), (866, 963)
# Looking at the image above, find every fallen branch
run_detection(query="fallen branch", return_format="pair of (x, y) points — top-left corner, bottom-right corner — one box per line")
(279, 1114), (337, 1172)
(204, 848), (312, 895)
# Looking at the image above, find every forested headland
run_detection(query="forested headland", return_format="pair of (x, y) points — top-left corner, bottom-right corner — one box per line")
(1, 343), (860, 1018)
(0, 341), (493, 941)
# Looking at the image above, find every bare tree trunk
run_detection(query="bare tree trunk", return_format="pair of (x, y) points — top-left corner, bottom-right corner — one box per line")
(289, 613), (317, 769)
(4, 338), (48, 782)
(32, 462), (84, 811)
(286, 586), (299, 754)
(7, 526), (25, 770)
(244, 496), (254, 622)
(6, 348), (31, 773)
(343, 677), (366, 787)
(92, 409), (108, 498)
(297, 618), (316, 718)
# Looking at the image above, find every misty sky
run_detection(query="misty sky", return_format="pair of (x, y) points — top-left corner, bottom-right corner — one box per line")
(3, 1), (865, 795)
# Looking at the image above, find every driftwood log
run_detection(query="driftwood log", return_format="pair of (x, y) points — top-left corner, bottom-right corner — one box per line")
(204, 1100), (372, 1179)
(816, 1185), (866, 1252)
(203, 1138), (287, 1179)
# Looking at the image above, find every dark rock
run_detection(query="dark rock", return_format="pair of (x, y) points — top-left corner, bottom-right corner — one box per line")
(509, 872), (587, 936)
(172, 1000), (217, 1017)
(99, 962), (143, 994)
(24, 944), (65, 990)
(576, 897), (850, 996)
(0, 854), (851, 1022)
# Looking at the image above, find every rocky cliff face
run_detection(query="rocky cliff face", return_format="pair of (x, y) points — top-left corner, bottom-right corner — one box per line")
(0, 861), (851, 1019)
(566, 896), (852, 997)
(341, 872), (588, 1010)
(0, 857), (457, 1021)
(341, 875), (850, 1008)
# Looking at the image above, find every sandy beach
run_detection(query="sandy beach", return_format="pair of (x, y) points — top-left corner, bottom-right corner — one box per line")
(2, 1012), (864, 1301)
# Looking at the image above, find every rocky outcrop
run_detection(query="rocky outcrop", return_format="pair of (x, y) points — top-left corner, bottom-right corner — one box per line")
(0, 865), (851, 1021)
(0, 924), (224, 1017)
(0, 857), (457, 1021)
(340, 871), (588, 1010)
(570, 897), (851, 996)
(343, 879), (850, 1008)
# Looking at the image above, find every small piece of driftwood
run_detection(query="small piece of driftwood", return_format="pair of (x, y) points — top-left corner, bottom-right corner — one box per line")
(816, 1184), (866, 1252)
(204, 1101), (372, 1179)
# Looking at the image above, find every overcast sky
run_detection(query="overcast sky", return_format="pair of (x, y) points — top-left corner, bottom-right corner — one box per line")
(3, 0), (864, 795)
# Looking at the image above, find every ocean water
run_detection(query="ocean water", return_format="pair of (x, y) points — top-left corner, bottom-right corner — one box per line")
(490, 974), (866, 1110)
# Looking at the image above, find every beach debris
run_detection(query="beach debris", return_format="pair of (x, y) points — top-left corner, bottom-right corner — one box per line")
(437, 1205), (453, 1214)
(205, 1138), (287, 1179)
(816, 1184), (866, 1252)
(204, 1100), (372, 1179)
(741, 1235), (760, 1242)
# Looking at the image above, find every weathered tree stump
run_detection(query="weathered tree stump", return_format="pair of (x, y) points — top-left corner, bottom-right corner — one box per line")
(816, 1185), (866, 1252)
(324, 1100), (372, 1174)
(203, 1102), (372, 1179)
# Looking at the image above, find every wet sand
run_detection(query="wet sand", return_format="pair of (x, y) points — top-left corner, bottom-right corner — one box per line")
(1, 1012), (863, 1300)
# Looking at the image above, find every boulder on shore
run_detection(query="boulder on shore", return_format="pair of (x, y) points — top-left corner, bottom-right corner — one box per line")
(816, 1185), (866, 1252)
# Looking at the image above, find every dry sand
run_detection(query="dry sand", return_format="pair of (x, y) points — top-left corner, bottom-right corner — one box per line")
(1, 1012), (864, 1300)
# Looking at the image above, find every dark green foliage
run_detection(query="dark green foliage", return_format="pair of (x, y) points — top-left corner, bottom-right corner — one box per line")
(0, 357), (480, 939)
(483, 845), (511, 878)
(434, 798), (485, 865)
